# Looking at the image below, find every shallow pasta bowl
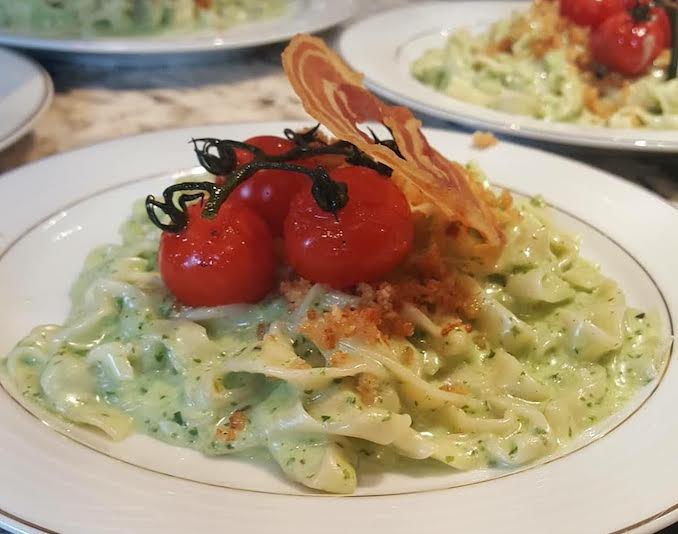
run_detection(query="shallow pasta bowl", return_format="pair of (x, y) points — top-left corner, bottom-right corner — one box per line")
(338, 1), (678, 152)
(0, 122), (676, 533)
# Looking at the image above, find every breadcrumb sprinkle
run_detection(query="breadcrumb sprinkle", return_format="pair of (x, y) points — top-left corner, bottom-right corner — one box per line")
(329, 351), (350, 367)
(300, 306), (384, 350)
(356, 373), (380, 406)
(471, 131), (498, 149)
(217, 410), (247, 442)
(291, 239), (482, 348)
(440, 383), (469, 394)
(280, 277), (312, 309)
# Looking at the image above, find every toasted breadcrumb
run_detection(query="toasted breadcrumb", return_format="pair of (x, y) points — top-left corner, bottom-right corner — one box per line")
(213, 378), (225, 394)
(289, 358), (312, 370)
(280, 277), (312, 309)
(472, 131), (498, 149)
(488, 0), (590, 66)
(329, 351), (350, 367)
(441, 319), (473, 336)
(300, 306), (384, 350)
(388, 242), (481, 320)
(400, 346), (416, 367)
(217, 410), (247, 442)
(356, 283), (415, 338)
(356, 373), (380, 406)
(299, 241), (483, 348)
(440, 383), (469, 394)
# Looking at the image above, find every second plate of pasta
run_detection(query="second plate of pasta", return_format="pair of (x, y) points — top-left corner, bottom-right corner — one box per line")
(338, 1), (678, 152)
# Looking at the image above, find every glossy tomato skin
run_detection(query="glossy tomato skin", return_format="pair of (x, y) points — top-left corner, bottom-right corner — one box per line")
(283, 166), (414, 289)
(159, 203), (275, 307)
(622, 2), (672, 48)
(215, 135), (316, 235)
(231, 135), (295, 166)
(653, 7), (672, 48)
(243, 135), (295, 159)
(591, 8), (667, 76)
(560, 0), (626, 27)
(229, 170), (308, 236)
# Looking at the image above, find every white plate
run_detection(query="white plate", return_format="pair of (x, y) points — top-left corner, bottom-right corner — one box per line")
(0, 0), (355, 56)
(338, 1), (678, 152)
(0, 47), (52, 152)
(0, 122), (676, 533)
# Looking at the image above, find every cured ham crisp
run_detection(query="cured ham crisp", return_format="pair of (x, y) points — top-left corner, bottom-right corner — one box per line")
(281, 34), (506, 261)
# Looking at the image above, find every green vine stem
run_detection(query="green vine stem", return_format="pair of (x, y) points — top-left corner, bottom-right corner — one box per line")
(190, 135), (394, 178)
(147, 126), (402, 233)
(145, 162), (348, 233)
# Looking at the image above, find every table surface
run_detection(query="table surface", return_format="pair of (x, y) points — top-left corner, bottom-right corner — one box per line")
(0, 1), (675, 533)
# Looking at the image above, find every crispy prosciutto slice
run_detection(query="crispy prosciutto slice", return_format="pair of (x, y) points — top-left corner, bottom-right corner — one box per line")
(281, 34), (506, 262)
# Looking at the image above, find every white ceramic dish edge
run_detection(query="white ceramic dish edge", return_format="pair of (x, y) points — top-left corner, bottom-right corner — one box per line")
(0, 48), (53, 152)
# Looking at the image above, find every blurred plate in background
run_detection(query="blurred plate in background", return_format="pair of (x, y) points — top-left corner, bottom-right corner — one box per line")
(339, 1), (678, 152)
(0, 47), (52, 152)
(0, 0), (355, 61)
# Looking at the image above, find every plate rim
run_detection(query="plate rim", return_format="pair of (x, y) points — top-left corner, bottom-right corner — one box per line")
(0, 48), (53, 152)
(337, 0), (678, 152)
(0, 121), (677, 534)
(0, 0), (357, 55)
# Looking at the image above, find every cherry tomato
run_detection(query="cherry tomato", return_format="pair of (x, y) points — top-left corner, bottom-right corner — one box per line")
(652, 6), (671, 48)
(232, 135), (327, 168)
(560, 0), (626, 27)
(283, 166), (414, 289)
(159, 203), (275, 307)
(229, 135), (294, 166)
(591, 6), (668, 76)
(217, 135), (320, 236)
(623, 1), (672, 47)
(228, 169), (308, 236)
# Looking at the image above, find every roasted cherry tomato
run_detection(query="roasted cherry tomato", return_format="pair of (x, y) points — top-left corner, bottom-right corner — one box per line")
(217, 135), (320, 236)
(622, 1), (672, 47)
(229, 134), (325, 169)
(159, 203), (275, 307)
(283, 166), (414, 289)
(233, 135), (296, 165)
(650, 4), (671, 48)
(228, 170), (308, 236)
(591, 4), (669, 76)
(560, 0), (626, 27)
